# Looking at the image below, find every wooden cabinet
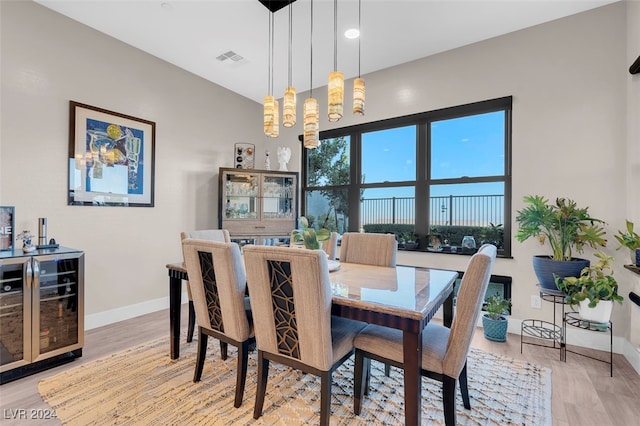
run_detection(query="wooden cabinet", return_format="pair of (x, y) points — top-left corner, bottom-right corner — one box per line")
(0, 247), (84, 383)
(219, 168), (298, 240)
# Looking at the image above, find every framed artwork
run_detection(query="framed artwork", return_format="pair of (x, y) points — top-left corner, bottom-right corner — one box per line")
(0, 206), (15, 251)
(68, 101), (156, 207)
(234, 143), (255, 169)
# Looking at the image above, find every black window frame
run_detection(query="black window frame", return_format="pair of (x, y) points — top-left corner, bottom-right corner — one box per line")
(301, 96), (513, 257)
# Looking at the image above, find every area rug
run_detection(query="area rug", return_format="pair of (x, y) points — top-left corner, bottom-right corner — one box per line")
(38, 338), (551, 425)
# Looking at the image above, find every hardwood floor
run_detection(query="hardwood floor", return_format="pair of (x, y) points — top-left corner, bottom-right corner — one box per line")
(1, 305), (638, 425)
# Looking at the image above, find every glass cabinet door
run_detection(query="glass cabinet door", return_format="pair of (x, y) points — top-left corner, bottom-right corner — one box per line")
(262, 174), (295, 219)
(0, 257), (31, 371)
(223, 171), (259, 220)
(34, 255), (81, 358)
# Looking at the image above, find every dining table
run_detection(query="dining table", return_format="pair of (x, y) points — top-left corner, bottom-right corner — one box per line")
(165, 259), (458, 426)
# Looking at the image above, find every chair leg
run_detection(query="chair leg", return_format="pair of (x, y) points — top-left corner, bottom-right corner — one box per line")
(193, 329), (208, 382)
(384, 363), (391, 377)
(442, 375), (458, 426)
(187, 301), (196, 343)
(253, 351), (269, 420)
(364, 358), (371, 396)
(220, 341), (228, 360)
(353, 350), (367, 415)
(234, 340), (250, 408)
(459, 361), (470, 409)
(319, 371), (332, 426)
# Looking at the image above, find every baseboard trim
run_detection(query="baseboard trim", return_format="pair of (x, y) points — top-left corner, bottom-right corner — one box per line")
(84, 291), (189, 330)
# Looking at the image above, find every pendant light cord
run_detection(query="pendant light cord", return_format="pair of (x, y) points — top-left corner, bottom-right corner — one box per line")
(310, 0), (314, 98)
(333, 0), (337, 71)
(358, 0), (361, 78)
(288, 3), (293, 87)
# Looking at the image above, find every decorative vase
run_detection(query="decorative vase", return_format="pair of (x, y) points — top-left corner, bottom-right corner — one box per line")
(23, 242), (36, 252)
(578, 299), (613, 323)
(482, 314), (508, 342)
(636, 248), (640, 267)
(532, 255), (589, 291)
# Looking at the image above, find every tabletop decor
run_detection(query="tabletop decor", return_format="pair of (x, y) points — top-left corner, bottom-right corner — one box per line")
(292, 216), (330, 250)
(68, 101), (155, 207)
(16, 229), (35, 252)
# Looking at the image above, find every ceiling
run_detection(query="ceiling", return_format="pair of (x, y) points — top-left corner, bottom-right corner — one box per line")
(36, 0), (617, 104)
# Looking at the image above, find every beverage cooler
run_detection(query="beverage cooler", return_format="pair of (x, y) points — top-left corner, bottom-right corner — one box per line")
(0, 247), (84, 383)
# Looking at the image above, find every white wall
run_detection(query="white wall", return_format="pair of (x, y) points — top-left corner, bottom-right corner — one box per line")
(1, 1), (637, 368)
(0, 1), (272, 325)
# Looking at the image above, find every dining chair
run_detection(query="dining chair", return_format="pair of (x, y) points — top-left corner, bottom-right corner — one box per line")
(352, 244), (497, 426)
(243, 245), (366, 426)
(180, 229), (231, 342)
(181, 238), (254, 408)
(339, 232), (397, 267)
(290, 230), (339, 260)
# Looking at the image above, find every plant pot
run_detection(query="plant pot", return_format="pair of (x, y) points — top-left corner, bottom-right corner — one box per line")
(578, 299), (613, 323)
(636, 248), (640, 267)
(532, 255), (589, 291)
(482, 314), (508, 342)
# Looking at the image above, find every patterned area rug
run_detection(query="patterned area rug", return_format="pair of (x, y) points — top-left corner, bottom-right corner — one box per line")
(38, 338), (551, 425)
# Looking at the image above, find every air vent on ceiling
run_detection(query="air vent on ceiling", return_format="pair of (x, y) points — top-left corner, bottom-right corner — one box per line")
(216, 51), (244, 62)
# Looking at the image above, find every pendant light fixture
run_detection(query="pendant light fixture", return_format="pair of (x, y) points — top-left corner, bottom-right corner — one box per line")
(303, 0), (319, 148)
(328, 0), (344, 122)
(282, 3), (296, 128)
(353, 0), (365, 115)
(263, 9), (279, 137)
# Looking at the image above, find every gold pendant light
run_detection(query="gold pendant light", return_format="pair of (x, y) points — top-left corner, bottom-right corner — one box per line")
(303, 0), (319, 148)
(263, 9), (278, 137)
(328, 0), (344, 122)
(283, 4), (296, 128)
(353, 0), (365, 115)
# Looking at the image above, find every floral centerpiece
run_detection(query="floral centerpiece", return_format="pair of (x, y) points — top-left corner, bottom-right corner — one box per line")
(292, 216), (330, 250)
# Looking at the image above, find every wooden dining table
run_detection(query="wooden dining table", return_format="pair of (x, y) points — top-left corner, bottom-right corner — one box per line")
(165, 260), (458, 426)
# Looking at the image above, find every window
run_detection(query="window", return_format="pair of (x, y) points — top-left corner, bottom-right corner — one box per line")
(302, 97), (512, 257)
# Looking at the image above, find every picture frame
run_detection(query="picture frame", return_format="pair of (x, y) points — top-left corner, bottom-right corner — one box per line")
(68, 101), (156, 207)
(0, 206), (15, 251)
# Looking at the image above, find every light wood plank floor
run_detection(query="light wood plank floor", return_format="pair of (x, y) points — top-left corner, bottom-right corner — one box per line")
(1, 305), (638, 425)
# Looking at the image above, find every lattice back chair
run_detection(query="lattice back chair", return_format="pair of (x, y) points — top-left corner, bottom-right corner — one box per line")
(181, 239), (254, 408)
(352, 244), (497, 425)
(180, 229), (231, 342)
(243, 245), (366, 426)
(339, 232), (397, 267)
(289, 230), (339, 260)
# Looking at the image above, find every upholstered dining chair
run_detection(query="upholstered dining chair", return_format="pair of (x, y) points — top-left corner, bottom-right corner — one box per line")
(243, 245), (366, 426)
(339, 232), (397, 267)
(180, 229), (231, 342)
(289, 230), (339, 260)
(352, 244), (497, 426)
(181, 239), (254, 408)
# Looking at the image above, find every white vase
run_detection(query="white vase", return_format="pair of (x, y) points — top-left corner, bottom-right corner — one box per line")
(578, 299), (613, 323)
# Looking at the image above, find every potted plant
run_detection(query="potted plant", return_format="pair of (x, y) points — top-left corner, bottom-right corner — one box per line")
(515, 195), (607, 290)
(16, 230), (36, 252)
(555, 251), (623, 323)
(482, 294), (512, 342)
(614, 220), (640, 266)
(292, 216), (330, 250)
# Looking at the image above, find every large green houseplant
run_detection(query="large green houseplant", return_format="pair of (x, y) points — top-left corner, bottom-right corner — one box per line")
(515, 195), (607, 290)
(555, 251), (623, 323)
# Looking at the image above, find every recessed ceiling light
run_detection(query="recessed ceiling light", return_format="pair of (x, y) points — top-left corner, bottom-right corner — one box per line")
(344, 28), (360, 39)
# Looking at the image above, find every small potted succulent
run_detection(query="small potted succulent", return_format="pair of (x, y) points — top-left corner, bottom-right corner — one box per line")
(482, 294), (512, 342)
(614, 220), (640, 266)
(555, 251), (623, 323)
